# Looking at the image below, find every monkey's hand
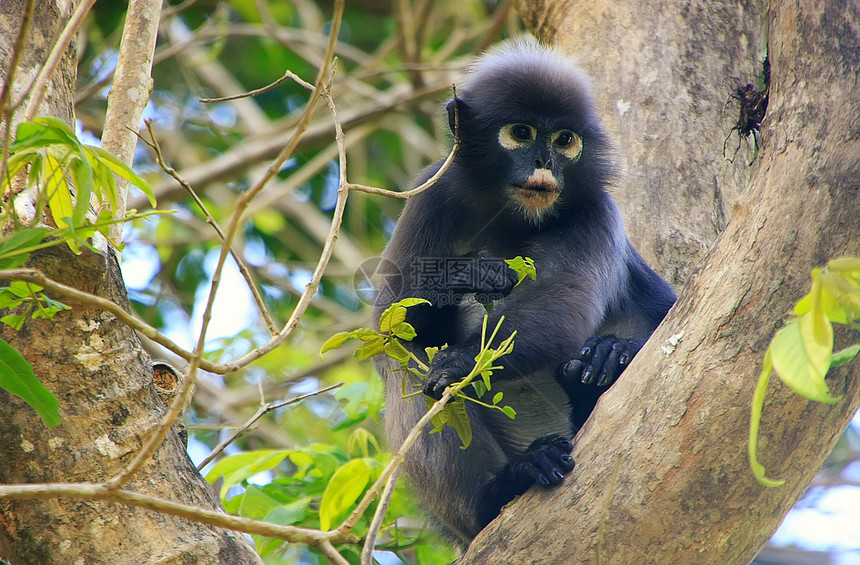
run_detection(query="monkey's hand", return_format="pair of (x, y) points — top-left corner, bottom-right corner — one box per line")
(558, 336), (646, 388)
(478, 435), (575, 528)
(456, 249), (519, 302)
(421, 347), (476, 399)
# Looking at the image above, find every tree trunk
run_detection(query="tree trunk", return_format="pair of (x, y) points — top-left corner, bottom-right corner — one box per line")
(0, 2), (263, 563)
(516, 0), (768, 287)
(461, 2), (860, 563)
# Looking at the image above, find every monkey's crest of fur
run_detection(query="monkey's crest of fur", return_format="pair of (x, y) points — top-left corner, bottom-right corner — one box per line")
(459, 38), (598, 128)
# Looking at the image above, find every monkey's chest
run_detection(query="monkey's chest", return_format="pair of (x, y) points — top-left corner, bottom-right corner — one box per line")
(480, 374), (573, 460)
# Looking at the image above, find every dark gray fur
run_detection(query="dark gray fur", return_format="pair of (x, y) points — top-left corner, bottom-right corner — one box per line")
(373, 39), (676, 545)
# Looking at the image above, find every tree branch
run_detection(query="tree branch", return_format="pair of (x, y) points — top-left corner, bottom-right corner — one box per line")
(196, 382), (344, 471)
(99, 0), (161, 242)
(22, 0), (97, 121)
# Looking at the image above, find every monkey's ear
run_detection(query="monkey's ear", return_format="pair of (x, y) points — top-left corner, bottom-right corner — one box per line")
(446, 97), (472, 139)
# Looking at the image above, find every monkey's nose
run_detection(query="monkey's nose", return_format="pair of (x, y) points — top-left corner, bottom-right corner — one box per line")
(534, 157), (553, 169)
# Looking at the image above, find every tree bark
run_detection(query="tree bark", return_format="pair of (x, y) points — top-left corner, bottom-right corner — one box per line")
(0, 2), (263, 563)
(460, 2), (860, 564)
(516, 0), (768, 286)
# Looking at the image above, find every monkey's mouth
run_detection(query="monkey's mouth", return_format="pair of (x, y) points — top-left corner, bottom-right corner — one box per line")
(513, 171), (561, 212)
(513, 185), (560, 211)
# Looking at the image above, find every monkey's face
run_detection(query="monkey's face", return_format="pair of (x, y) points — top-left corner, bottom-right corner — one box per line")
(497, 122), (583, 223)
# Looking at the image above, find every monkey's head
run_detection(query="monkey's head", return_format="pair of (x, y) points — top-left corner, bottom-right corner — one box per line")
(448, 39), (612, 225)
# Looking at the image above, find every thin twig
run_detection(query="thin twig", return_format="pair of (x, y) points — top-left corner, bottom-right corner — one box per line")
(335, 389), (455, 536)
(21, 0), (98, 121)
(160, 0), (200, 20)
(0, 0), (36, 190)
(345, 84), (459, 200)
(0, 268), (210, 364)
(100, 0), (162, 243)
(140, 120), (279, 335)
(361, 467), (401, 565)
(199, 69), (314, 103)
(196, 382), (344, 471)
(0, 482), (359, 546)
(319, 540), (350, 565)
(0, 0), (35, 119)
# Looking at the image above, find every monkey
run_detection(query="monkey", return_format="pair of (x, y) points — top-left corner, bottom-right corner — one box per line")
(372, 38), (676, 546)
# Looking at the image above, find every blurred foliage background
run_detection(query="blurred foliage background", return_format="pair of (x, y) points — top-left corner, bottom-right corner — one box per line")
(73, 1), (860, 563)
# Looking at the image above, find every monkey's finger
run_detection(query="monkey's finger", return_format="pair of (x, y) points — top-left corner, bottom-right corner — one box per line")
(583, 338), (612, 384)
(559, 359), (584, 380)
(527, 451), (569, 486)
(596, 340), (628, 387)
(544, 442), (576, 472)
(577, 336), (602, 362)
(421, 375), (449, 399)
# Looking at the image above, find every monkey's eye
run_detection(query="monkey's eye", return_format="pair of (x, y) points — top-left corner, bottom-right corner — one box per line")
(511, 124), (534, 142)
(499, 123), (537, 149)
(551, 130), (583, 161)
(553, 131), (574, 147)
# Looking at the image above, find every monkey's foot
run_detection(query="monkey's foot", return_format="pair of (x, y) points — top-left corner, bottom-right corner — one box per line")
(511, 435), (576, 488)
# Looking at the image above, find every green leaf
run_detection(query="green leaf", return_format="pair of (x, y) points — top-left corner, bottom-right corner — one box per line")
(43, 153), (74, 227)
(0, 292), (24, 311)
(355, 336), (385, 360)
(320, 328), (381, 356)
(492, 392), (503, 405)
(1, 153), (39, 189)
(319, 458), (372, 530)
(85, 145), (157, 207)
(425, 346), (440, 364)
(505, 255), (537, 286)
(265, 496), (310, 526)
(69, 154), (96, 226)
(0, 339), (60, 427)
(392, 321), (417, 341)
(382, 339), (410, 363)
(11, 118), (76, 151)
(378, 298), (429, 333)
(794, 287), (849, 325)
(448, 400), (472, 449)
(501, 406), (517, 419)
(205, 449), (292, 498)
(92, 158), (118, 211)
(5, 281), (39, 298)
(238, 484), (284, 521)
(827, 256), (860, 273)
(0, 228), (49, 269)
(471, 379), (488, 398)
(831, 344), (860, 367)
(770, 318), (840, 403)
(1, 314), (26, 330)
(347, 428), (381, 458)
(820, 270), (860, 322)
(320, 331), (357, 356)
(748, 349), (786, 487)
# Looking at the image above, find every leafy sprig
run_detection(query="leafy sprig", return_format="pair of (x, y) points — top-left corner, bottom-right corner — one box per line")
(321, 298), (518, 449)
(750, 257), (860, 486)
